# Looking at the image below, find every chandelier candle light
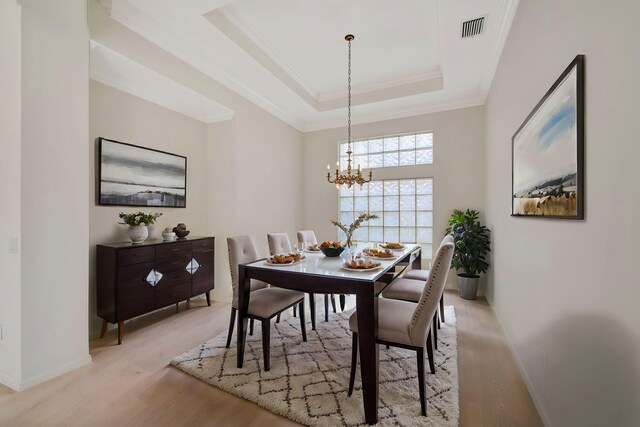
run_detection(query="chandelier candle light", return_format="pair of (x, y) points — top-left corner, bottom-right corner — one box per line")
(327, 34), (373, 189)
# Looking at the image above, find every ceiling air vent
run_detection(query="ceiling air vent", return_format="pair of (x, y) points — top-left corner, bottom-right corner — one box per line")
(461, 16), (486, 39)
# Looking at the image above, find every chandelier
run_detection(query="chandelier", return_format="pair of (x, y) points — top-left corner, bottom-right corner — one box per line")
(327, 34), (372, 189)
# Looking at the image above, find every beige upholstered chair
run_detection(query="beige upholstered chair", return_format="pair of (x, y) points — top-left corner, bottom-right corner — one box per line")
(226, 236), (307, 371)
(267, 232), (336, 327)
(296, 230), (317, 248)
(347, 239), (454, 416)
(383, 235), (454, 335)
(296, 230), (344, 316)
(266, 232), (292, 256)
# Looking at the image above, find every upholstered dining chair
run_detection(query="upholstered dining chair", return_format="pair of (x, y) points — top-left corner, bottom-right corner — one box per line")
(226, 236), (307, 371)
(266, 232), (293, 256)
(296, 230), (317, 248)
(266, 232), (303, 323)
(382, 235), (454, 346)
(267, 232), (333, 327)
(297, 230), (343, 315)
(347, 239), (454, 416)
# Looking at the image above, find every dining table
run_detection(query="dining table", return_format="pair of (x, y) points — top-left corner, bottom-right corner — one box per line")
(236, 243), (422, 424)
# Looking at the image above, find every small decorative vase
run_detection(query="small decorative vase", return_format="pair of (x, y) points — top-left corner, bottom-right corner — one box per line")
(342, 239), (356, 262)
(128, 224), (148, 244)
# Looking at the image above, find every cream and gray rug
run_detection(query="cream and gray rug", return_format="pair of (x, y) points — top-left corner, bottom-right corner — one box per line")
(171, 306), (458, 426)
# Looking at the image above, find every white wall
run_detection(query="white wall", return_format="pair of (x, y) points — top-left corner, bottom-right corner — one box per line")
(0, 0), (23, 390)
(87, 0), (305, 305)
(207, 96), (305, 304)
(304, 106), (485, 288)
(484, 1), (640, 426)
(89, 80), (210, 336)
(19, 0), (91, 388)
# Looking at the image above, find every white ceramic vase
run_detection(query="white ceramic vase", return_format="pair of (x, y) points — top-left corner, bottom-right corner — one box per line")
(128, 224), (148, 244)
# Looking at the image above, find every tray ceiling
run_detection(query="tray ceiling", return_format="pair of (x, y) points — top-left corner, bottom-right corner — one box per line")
(92, 0), (519, 131)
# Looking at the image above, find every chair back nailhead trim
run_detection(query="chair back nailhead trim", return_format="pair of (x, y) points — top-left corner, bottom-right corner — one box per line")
(408, 241), (454, 344)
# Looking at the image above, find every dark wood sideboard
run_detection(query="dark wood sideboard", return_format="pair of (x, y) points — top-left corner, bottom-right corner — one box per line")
(97, 236), (215, 344)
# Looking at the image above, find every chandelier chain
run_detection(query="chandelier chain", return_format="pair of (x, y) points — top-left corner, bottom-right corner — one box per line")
(325, 34), (372, 188)
(347, 36), (352, 151)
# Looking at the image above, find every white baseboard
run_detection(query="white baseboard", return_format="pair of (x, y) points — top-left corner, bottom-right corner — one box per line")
(17, 354), (92, 391)
(0, 370), (21, 391)
(488, 303), (551, 427)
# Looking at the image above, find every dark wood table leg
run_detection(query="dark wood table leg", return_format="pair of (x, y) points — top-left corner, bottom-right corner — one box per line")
(237, 265), (250, 368)
(206, 291), (211, 306)
(411, 248), (422, 269)
(99, 319), (108, 339)
(117, 321), (124, 345)
(309, 292), (316, 330)
(324, 294), (329, 322)
(356, 283), (379, 424)
(339, 294), (346, 311)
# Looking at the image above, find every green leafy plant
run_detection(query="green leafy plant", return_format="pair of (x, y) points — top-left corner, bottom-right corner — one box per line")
(445, 209), (491, 277)
(118, 211), (162, 227)
(331, 212), (379, 247)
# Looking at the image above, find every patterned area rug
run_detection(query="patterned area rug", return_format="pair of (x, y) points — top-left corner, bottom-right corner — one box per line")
(171, 306), (458, 426)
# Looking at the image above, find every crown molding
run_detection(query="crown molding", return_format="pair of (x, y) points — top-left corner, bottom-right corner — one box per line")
(90, 41), (235, 124)
(97, 0), (112, 14)
(106, 0), (305, 130)
(210, 6), (446, 112)
(95, 0), (517, 133)
(216, 6), (319, 99)
(317, 73), (444, 111)
(317, 69), (443, 102)
(204, 111), (235, 123)
(303, 98), (484, 132)
(480, 0), (519, 102)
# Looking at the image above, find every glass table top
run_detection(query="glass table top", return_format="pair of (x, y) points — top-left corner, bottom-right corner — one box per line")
(244, 243), (420, 281)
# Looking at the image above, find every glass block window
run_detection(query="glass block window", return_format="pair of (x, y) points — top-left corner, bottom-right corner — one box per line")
(338, 178), (434, 259)
(339, 132), (433, 170)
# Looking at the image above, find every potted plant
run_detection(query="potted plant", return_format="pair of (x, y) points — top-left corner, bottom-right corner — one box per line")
(445, 209), (491, 300)
(119, 212), (162, 244)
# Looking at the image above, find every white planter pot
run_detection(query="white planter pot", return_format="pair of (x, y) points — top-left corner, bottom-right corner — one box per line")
(128, 224), (148, 244)
(457, 274), (480, 300)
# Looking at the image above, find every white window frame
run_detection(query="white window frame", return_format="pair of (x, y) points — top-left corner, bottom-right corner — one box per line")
(337, 178), (434, 259)
(337, 130), (435, 259)
(339, 131), (433, 170)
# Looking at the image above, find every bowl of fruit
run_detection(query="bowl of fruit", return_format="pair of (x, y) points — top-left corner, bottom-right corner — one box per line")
(319, 241), (345, 257)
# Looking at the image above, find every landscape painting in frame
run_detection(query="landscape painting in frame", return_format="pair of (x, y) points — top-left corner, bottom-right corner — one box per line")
(512, 55), (584, 219)
(98, 138), (187, 207)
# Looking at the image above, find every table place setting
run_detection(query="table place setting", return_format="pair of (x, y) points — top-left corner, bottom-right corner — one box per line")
(264, 252), (306, 266)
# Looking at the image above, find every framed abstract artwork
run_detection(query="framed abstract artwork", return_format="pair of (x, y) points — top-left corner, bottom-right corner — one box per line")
(98, 138), (187, 207)
(512, 55), (584, 219)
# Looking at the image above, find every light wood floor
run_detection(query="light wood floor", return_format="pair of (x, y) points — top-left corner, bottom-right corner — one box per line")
(0, 291), (543, 427)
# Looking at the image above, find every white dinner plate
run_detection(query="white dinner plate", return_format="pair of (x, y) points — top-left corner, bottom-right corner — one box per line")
(341, 262), (383, 272)
(363, 251), (398, 260)
(379, 244), (406, 251)
(303, 249), (321, 253)
(265, 256), (305, 266)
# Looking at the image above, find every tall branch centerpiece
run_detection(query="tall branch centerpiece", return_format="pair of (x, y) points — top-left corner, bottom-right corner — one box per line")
(330, 212), (378, 249)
